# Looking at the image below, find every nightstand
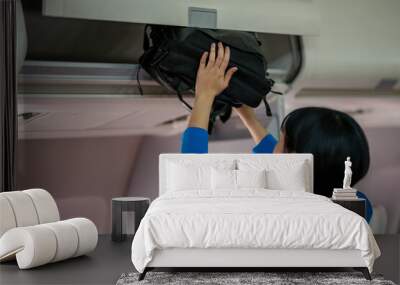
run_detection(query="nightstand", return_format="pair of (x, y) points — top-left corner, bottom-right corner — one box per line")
(111, 197), (150, 242)
(331, 198), (366, 219)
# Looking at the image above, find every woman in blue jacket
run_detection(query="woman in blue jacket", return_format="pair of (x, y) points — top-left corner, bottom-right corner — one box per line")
(181, 42), (372, 223)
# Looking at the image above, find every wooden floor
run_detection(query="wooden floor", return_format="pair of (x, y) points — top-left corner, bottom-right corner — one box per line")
(0, 234), (398, 284)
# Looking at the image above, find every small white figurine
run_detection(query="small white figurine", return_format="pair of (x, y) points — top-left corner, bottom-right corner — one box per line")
(343, 157), (352, 189)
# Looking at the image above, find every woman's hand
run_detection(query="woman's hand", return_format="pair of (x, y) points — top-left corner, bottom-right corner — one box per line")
(187, 42), (237, 130)
(195, 42), (238, 101)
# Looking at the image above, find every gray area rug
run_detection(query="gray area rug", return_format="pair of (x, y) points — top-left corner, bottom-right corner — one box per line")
(117, 272), (396, 285)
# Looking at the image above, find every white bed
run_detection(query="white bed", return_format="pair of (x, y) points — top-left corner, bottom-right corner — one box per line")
(131, 154), (380, 280)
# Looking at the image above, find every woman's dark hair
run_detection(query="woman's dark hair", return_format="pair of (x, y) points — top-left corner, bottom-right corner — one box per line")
(281, 107), (370, 197)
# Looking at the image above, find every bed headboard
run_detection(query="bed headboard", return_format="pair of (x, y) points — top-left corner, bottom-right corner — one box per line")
(159, 153), (313, 196)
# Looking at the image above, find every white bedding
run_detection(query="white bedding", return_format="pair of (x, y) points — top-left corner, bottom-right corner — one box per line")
(131, 190), (380, 273)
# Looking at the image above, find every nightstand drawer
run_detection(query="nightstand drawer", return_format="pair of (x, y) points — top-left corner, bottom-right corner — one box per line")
(331, 199), (366, 219)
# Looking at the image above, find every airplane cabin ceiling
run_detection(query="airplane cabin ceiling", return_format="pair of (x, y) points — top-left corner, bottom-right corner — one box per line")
(21, 0), (300, 83)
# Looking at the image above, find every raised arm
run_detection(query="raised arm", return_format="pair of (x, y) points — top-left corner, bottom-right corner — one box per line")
(234, 105), (268, 144)
(188, 42), (238, 130)
(234, 105), (278, 153)
(181, 42), (237, 153)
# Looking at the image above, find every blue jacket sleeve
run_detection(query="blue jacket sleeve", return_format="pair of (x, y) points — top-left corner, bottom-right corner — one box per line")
(252, 134), (278, 154)
(181, 127), (209, 153)
(356, 191), (373, 223)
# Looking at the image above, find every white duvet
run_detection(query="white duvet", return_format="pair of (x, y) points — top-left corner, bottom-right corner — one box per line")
(131, 190), (380, 273)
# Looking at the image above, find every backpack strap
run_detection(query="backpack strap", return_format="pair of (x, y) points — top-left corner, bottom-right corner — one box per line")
(177, 91), (193, 111)
(263, 97), (272, 117)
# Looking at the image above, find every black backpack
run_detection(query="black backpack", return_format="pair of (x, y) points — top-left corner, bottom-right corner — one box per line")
(139, 25), (276, 133)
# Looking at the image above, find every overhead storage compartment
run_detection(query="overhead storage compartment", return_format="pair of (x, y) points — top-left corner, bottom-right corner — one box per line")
(40, 0), (400, 95)
(42, 0), (320, 36)
(19, 1), (302, 96)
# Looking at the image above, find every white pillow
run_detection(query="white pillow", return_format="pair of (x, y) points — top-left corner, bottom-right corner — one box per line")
(211, 169), (267, 190)
(236, 169), (267, 189)
(237, 158), (309, 192)
(211, 168), (236, 190)
(167, 160), (235, 191)
(266, 162), (307, 191)
(167, 163), (208, 191)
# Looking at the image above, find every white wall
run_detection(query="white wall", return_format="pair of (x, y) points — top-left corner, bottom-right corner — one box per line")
(17, 136), (142, 233)
(293, 0), (400, 93)
(357, 127), (400, 233)
(127, 135), (180, 200)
